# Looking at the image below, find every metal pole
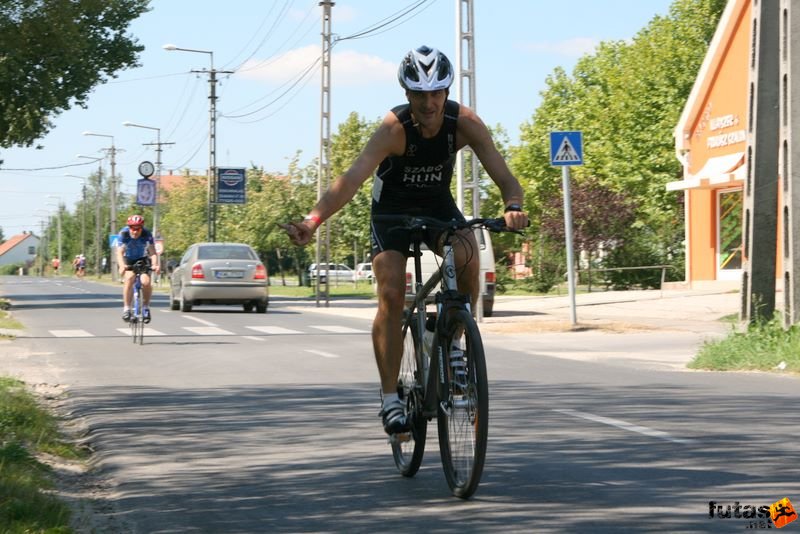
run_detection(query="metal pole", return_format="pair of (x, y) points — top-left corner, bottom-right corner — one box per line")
(317, 0), (334, 307)
(209, 64), (217, 242)
(562, 166), (578, 326)
(81, 183), (86, 255)
(95, 166), (102, 277)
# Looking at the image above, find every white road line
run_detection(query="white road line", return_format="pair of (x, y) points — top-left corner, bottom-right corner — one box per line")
(553, 408), (694, 445)
(246, 326), (302, 335)
(310, 325), (369, 334)
(49, 329), (93, 338)
(305, 349), (340, 359)
(242, 336), (264, 341)
(115, 328), (167, 336)
(182, 316), (217, 326)
(182, 326), (234, 336)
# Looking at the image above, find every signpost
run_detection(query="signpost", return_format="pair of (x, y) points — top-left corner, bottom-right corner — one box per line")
(550, 131), (584, 326)
(216, 167), (246, 204)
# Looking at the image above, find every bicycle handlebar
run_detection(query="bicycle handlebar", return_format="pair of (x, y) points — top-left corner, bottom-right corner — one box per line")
(373, 214), (528, 235)
(124, 259), (152, 274)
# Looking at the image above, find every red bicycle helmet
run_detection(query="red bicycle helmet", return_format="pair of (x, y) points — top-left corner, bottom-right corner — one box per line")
(127, 214), (145, 227)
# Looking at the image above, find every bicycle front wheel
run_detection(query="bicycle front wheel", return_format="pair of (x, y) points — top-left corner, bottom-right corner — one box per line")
(437, 309), (488, 499)
(391, 313), (427, 477)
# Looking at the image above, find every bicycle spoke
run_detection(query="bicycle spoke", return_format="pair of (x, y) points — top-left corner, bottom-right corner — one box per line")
(390, 313), (427, 477)
(438, 310), (488, 499)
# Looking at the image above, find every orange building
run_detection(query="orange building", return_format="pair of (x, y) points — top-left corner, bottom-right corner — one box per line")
(668, 0), (753, 287)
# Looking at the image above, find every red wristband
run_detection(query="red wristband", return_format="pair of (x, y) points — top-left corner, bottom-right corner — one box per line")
(304, 214), (321, 226)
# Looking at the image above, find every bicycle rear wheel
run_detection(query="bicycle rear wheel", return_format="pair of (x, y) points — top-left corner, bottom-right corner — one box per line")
(391, 313), (427, 477)
(437, 309), (488, 499)
(132, 287), (144, 345)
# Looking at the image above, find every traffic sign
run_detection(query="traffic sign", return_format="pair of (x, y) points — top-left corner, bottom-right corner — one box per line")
(550, 131), (584, 166)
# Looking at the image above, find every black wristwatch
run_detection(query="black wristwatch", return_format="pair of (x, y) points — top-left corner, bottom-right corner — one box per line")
(504, 203), (523, 213)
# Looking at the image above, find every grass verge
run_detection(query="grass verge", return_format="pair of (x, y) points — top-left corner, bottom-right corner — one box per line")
(0, 298), (23, 337)
(268, 282), (376, 299)
(0, 377), (86, 533)
(689, 314), (800, 373)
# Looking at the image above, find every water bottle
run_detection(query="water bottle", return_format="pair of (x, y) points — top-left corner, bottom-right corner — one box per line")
(422, 314), (436, 359)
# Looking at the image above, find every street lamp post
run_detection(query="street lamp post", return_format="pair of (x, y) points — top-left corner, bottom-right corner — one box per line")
(64, 174), (88, 257)
(83, 133), (123, 279)
(78, 154), (104, 277)
(163, 44), (233, 242)
(46, 197), (62, 271)
(122, 121), (175, 243)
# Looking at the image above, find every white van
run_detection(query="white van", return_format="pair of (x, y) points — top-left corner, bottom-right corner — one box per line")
(403, 227), (496, 316)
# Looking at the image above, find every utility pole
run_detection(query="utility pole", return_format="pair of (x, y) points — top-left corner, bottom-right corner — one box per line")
(456, 0), (484, 319)
(780, 0), (800, 326)
(316, 0), (334, 307)
(741, 0), (780, 324)
(455, 0), (479, 218)
(163, 44), (232, 242)
(142, 136), (175, 241)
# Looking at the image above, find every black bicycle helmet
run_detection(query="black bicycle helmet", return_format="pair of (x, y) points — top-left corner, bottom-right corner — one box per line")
(398, 46), (454, 91)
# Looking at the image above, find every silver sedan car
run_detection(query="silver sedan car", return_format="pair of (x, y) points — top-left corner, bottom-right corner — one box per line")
(169, 243), (268, 313)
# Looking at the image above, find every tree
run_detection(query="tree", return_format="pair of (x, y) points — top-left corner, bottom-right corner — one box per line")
(0, 0), (150, 149)
(328, 112), (381, 265)
(512, 0), (727, 277)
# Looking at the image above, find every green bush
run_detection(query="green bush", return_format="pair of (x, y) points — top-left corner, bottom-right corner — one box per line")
(0, 263), (26, 275)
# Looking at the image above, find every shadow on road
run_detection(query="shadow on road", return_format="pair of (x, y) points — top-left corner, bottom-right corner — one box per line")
(61, 380), (800, 532)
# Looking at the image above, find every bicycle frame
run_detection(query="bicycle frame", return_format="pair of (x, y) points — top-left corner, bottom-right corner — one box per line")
(127, 260), (150, 345)
(405, 233), (470, 418)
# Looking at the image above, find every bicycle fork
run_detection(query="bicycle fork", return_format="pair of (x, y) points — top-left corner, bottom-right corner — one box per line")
(423, 290), (471, 418)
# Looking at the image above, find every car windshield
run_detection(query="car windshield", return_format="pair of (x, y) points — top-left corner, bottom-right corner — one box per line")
(197, 245), (256, 260)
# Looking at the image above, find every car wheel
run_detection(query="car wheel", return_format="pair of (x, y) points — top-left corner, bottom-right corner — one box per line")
(483, 300), (493, 318)
(180, 289), (193, 312)
(243, 302), (254, 312)
(256, 300), (268, 313)
(169, 284), (180, 311)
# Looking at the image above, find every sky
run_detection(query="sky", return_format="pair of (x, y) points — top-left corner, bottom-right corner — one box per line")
(0, 0), (676, 238)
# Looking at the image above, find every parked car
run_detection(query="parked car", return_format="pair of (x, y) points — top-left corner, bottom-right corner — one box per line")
(307, 263), (355, 284)
(403, 226), (496, 317)
(168, 243), (268, 313)
(355, 262), (373, 281)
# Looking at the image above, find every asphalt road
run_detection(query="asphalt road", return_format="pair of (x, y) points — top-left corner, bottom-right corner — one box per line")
(1, 275), (798, 533)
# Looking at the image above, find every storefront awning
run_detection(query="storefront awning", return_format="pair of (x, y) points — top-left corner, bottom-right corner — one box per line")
(666, 152), (745, 191)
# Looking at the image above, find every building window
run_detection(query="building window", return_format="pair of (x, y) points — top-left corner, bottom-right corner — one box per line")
(28, 246), (35, 255)
(718, 188), (743, 276)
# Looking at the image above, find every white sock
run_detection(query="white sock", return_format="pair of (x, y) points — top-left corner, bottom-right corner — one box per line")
(382, 392), (399, 408)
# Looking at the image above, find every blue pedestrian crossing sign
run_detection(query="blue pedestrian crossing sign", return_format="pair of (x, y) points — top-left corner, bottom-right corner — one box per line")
(550, 131), (583, 166)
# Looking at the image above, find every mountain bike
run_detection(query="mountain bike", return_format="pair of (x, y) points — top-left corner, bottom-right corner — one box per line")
(375, 215), (523, 499)
(126, 259), (151, 345)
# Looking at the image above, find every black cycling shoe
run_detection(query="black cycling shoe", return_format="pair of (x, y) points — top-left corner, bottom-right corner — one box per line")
(143, 308), (151, 324)
(122, 310), (131, 322)
(380, 401), (409, 435)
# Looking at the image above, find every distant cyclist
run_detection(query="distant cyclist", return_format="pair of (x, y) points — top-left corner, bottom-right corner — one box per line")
(116, 214), (159, 323)
(282, 46), (527, 436)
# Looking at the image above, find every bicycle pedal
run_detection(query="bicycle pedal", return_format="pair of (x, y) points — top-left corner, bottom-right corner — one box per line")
(388, 432), (412, 444)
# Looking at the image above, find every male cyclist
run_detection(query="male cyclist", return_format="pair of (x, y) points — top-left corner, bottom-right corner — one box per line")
(282, 46), (528, 436)
(116, 214), (159, 323)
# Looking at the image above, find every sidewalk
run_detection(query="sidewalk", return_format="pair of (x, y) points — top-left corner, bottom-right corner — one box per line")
(285, 289), (742, 370)
(287, 288), (740, 334)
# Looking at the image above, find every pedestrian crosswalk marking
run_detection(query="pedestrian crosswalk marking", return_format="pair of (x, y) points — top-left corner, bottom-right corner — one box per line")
(182, 326), (235, 336)
(246, 326), (302, 335)
(49, 329), (93, 338)
(115, 328), (167, 336)
(305, 349), (340, 359)
(43, 323), (367, 338)
(310, 325), (369, 334)
(554, 136), (581, 163)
